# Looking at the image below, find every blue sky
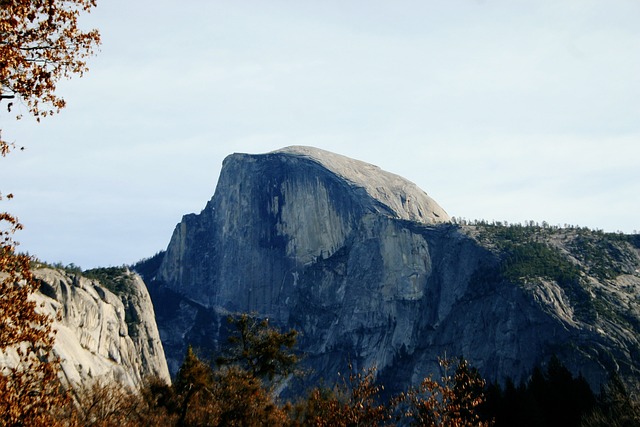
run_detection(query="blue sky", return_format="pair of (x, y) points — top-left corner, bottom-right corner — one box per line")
(1, 0), (639, 268)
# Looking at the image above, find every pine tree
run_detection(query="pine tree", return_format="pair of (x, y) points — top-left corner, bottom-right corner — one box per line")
(216, 313), (298, 386)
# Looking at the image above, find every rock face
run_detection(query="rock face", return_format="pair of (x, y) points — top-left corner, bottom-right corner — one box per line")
(146, 146), (640, 392)
(157, 146), (448, 310)
(31, 267), (171, 389)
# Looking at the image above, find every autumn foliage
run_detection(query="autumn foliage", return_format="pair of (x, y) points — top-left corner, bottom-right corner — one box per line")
(105, 315), (491, 427)
(0, 183), (69, 425)
(1, 0), (100, 424)
(0, 217), (69, 425)
(291, 365), (393, 426)
(0, 0), (100, 120)
(0, 156), (68, 425)
(399, 358), (490, 427)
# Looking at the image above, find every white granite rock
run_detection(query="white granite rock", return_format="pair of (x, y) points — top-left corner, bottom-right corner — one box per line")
(28, 268), (170, 389)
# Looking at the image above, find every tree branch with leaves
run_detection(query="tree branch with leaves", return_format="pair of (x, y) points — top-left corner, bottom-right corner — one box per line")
(0, 1), (100, 424)
(0, 0), (100, 120)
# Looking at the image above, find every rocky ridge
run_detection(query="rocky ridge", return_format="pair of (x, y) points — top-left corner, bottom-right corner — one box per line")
(141, 146), (640, 393)
(29, 267), (170, 389)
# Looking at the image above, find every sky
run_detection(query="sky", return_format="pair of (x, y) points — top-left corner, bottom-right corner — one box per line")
(1, 0), (639, 269)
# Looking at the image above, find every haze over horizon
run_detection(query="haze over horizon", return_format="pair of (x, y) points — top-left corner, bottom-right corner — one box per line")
(1, 0), (638, 269)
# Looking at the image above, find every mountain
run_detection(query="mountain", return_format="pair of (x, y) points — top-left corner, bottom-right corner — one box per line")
(6, 267), (171, 389)
(138, 146), (640, 393)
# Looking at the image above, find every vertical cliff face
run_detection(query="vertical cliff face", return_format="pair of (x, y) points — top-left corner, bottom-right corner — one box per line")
(150, 146), (640, 393)
(158, 146), (449, 318)
(30, 268), (171, 389)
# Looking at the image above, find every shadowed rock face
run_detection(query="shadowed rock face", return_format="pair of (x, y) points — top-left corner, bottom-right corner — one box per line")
(28, 268), (171, 389)
(149, 146), (640, 393)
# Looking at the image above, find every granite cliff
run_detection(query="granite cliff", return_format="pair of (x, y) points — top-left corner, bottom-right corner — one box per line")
(140, 146), (640, 393)
(13, 267), (171, 389)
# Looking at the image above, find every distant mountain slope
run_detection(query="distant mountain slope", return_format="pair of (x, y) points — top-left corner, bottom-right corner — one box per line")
(139, 147), (640, 393)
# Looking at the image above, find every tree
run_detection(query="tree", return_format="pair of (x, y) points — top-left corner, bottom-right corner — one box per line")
(0, 213), (69, 425)
(172, 345), (289, 427)
(70, 379), (141, 427)
(0, 0), (100, 125)
(216, 313), (299, 387)
(293, 357), (490, 426)
(0, 1), (100, 424)
(293, 365), (393, 426)
(136, 375), (178, 426)
(582, 374), (640, 427)
(211, 366), (289, 426)
(174, 346), (217, 426)
(166, 316), (300, 426)
(482, 357), (598, 427)
(402, 358), (490, 427)
(119, 317), (300, 426)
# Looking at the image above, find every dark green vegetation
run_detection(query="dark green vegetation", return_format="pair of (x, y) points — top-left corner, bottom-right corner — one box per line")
(474, 223), (581, 286)
(482, 356), (596, 427)
(132, 251), (165, 282)
(569, 233), (638, 281)
(465, 220), (640, 325)
(32, 260), (140, 297)
(469, 220), (639, 283)
(83, 266), (137, 296)
(216, 314), (298, 383)
(482, 356), (640, 427)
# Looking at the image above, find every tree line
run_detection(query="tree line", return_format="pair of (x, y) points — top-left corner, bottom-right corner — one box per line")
(52, 313), (493, 426)
(4, 311), (631, 427)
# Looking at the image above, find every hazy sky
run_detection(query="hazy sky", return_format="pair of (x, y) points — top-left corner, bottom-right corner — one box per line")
(1, 0), (639, 268)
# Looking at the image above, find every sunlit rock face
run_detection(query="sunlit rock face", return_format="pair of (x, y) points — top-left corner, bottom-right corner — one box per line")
(30, 268), (171, 389)
(150, 146), (640, 393)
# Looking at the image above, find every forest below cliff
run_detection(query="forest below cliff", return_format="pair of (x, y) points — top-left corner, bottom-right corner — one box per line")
(26, 310), (640, 426)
